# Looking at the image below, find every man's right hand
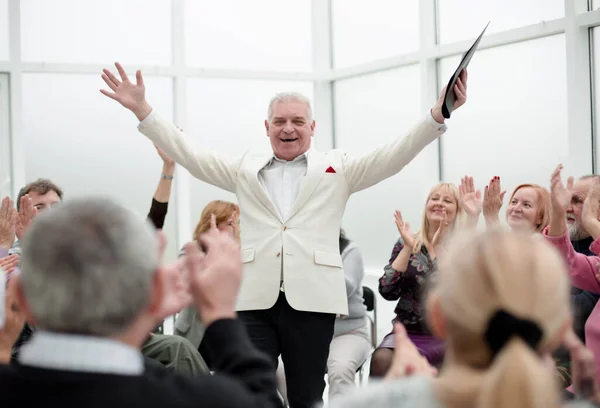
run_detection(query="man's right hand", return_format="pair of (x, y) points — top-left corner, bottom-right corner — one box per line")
(100, 62), (153, 121)
(187, 214), (242, 327)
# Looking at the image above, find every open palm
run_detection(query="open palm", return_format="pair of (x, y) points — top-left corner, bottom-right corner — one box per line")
(459, 176), (482, 216)
(550, 164), (573, 214)
(394, 210), (415, 250)
(100, 62), (146, 113)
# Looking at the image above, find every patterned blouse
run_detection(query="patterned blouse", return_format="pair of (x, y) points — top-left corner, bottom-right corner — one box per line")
(378, 237), (438, 334)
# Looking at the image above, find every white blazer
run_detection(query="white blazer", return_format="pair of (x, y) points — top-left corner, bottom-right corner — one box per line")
(138, 112), (445, 316)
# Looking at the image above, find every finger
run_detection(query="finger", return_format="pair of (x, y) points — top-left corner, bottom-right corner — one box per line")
(156, 230), (167, 263)
(551, 163), (563, 181)
(499, 191), (506, 201)
(468, 176), (474, 193)
(563, 328), (583, 351)
(99, 89), (117, 100)
(567, 176), (574, 191)
(475, 189), (481, 200)
(115, 62), (129, 82)
(454, 85), (465, 101)
(101, 74), (118, 91)
(136, 69), (144, 87)
(102, 68), (120, 86)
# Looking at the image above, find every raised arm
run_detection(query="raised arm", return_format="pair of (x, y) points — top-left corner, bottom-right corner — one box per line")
(458, 175), (482, 229)
(147, 145), (175, 229)
(482, 176), (505, 229)
(100, 62), (240, 193)
(544, 164), (600, 294)
(343, 70), (468, 194)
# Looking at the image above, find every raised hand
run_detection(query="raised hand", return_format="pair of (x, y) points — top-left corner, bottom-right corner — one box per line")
(154, 144), (175, 167)
(583, 181), (600, 225)
(100, 62), (152, 121)
(0, 277), (26, 363)
(384, 322), (437, 381)
(459, 175), (482, 217)
(15, 195), (37, 241)
(482, 176), (506, 218)
(431, 208), (449, 247)
(394, 210), (415, 250)
(550, 164), (574, 215)
(0, 197), (16, 249)
(431, 69), (468, 123)
(188, 214), (242, 326)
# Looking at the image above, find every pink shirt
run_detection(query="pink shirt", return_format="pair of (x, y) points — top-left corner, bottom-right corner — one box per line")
(543, 227), (600, 386)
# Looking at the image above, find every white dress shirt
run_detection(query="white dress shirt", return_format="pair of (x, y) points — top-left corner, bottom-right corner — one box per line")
(19, 331), (144, 375)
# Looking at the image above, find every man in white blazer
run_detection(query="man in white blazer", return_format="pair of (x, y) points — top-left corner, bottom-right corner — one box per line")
(100, 62), (468, 408)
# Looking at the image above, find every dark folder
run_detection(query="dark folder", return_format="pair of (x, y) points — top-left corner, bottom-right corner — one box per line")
(442, 21), (490, 119)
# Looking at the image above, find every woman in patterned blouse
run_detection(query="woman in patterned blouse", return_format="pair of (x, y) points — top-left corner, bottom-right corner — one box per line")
(369, 182), (464, 378)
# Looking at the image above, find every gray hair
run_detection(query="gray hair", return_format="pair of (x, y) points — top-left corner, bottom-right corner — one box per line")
(579, 174), (600, 182)
(267, 92), (314, 122)
(20, 197), (159, 336)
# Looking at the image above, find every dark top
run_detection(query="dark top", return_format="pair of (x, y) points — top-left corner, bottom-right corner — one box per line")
(147, 198), (169, 230)
(378, 238), (437, 334)
(0, 319), (282, 408)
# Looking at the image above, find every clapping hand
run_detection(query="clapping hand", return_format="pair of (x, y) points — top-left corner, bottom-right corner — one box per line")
(394, 210), (415, 251)
(100, 62), (152, 121)
(459, 176), (482, 217)
(15, 195), (37, 241)
(156, 232), (192, 321)
(482, 176), (506, 219)
(550, 164), (574, 215)
(0, 197), (16, 249)
(431, 208), (449, 247)
(583, 181), (600, 227)
(384, 322), (437, 381)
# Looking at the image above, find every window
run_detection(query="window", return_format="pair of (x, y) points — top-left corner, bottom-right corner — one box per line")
(334, 65), (437, 270)
(331, 0), (419, 68)
(20, 0), (172, 65)
(438, 35), (568, 218)
(0, 0), (8, 60)
(437, 0), (564, 44)
(184, 0), (312, 71)
(21, 73), (179, 259)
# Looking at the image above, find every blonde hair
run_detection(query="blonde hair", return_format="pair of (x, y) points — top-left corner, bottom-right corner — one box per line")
(413, 183), (462, 254)
(193, 200), (240, 242)
(507, 184), (551, 232)
(434, 229), (570, 408)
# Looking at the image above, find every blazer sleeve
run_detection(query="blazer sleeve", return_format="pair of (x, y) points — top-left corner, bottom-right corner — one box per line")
(543, 228), (600, 295)
(341, 116), (445, 194)
(138, 111), (241, 193)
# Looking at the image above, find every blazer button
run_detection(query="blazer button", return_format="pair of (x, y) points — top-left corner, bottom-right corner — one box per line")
(276, 252), (281, 257)
(282, 225), (287, 231)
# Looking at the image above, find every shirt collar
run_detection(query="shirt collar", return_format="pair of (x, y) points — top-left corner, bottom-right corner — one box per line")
(19, 330), (144, 375)
(266, 148), (312, 168)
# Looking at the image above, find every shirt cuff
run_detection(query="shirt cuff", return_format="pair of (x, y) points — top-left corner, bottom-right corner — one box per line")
(137, 109), (157, 131)
(426, 110), (447, 132)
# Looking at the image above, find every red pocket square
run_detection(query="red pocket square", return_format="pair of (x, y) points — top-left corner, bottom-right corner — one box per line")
(325, 166), (336, 173)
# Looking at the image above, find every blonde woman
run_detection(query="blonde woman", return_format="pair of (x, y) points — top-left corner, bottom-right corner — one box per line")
(370, 183), (462, 377)
(331, 229), (599, 408)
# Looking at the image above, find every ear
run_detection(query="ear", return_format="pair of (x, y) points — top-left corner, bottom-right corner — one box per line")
(147, 267), (165, 317)
(12, 275), (37, 325)
(426, 293), (446, 340)
(264, 119), (269, 136)
(310, 120), (316, 136)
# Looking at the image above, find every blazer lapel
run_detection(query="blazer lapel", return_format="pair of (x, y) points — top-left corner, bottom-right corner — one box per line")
(286, 150), (325, 221)
(247, 155), (284, 223)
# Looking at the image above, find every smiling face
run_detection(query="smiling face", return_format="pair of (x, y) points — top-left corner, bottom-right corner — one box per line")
(264, 99), (315, 161)
(425, 185), (459, 224)
(506, 186), (541, 232)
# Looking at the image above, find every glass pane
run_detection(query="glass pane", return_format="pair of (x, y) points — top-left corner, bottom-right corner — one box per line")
(439, 35), (568, 226)
(0, 75), (10, 197)
(20, 0), (172, 65)
(0, 0), (8, 60)
(438, 0), (564, 44)
(331, 0), (419, 68)
(186, 79), (314, 233)
(334, 64), (435, 342)
(21, 74), (179, 260)
(184, 0), (312, 72)
(593, 28), (600, 168)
